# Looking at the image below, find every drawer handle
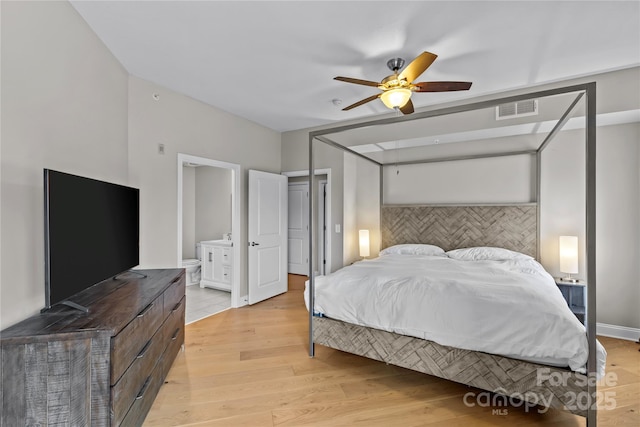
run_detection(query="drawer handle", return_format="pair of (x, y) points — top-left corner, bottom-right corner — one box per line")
(137, 302), (154, 318)
(171, 276), (181, 285)
(136, 339), (152, 359)
(171, 328), (180, 341)
(209, 252), (213, 262)
(171, 300), (183, 313)
(136, 376), (152, 400)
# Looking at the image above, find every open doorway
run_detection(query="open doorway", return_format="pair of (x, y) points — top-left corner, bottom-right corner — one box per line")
(177, 154), (241, 323)
(283, 169), (331, 277)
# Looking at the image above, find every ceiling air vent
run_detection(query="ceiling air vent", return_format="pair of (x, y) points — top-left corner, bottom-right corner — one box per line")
(496, 99), (538, 120)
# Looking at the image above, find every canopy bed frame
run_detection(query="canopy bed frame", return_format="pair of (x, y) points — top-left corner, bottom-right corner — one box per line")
(307, 83), (597, 424)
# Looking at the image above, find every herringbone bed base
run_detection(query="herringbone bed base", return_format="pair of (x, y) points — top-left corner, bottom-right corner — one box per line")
(313, 316), (587, 417)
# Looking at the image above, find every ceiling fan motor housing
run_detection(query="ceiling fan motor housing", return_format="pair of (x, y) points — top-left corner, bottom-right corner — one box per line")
(387, 58), (405, 72)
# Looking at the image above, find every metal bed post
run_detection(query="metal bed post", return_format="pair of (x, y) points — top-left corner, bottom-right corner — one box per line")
(585, 81), (597, 427)
(308, 134), (315, 357)
(536, 150), (542, 261)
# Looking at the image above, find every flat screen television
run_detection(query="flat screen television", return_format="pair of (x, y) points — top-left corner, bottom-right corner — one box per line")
(44, 169), (139, 312)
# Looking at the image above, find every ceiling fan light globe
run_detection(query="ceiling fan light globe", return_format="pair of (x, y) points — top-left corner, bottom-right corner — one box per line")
(380, 88), (412, 109)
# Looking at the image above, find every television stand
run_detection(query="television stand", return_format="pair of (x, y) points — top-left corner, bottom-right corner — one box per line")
(1, 268), (185, 426)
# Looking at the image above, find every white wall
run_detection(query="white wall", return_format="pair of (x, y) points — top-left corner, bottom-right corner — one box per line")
(195, 166), (232, 243)
(594, 123), (639, 328)
(182, 165), (233, 259)
(384, 154), (535, 204)
(0, 1), (129, 329)
(538, 122), (639, 329)
(355, 156), (381, 259)
(540, 129), (585, 277)
(182, 166), (196, 258)
(127, 76), (281, 299)
(343, 155), (357, 264)
(326, 151), (382, 267)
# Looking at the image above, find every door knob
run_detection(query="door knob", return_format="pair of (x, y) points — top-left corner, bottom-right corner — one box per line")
(250, 242), (260, 246)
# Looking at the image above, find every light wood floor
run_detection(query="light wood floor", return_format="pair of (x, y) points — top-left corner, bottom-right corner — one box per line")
(145, 275), (639, 426)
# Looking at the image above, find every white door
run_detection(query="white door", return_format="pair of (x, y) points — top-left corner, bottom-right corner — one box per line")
(288, 182), (309, 275)
(248, 170), (288, 304)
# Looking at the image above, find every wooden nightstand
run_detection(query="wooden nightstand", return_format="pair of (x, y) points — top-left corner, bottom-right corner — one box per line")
(555, 279), (586, 324)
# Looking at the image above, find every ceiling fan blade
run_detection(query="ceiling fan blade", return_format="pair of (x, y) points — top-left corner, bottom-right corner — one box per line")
(398, 51), (437, 83)
(334, 76), (381, 87)
(342, 94), (381, 111)
(399, 99), (414, 115)
(413, 81), (472, 92)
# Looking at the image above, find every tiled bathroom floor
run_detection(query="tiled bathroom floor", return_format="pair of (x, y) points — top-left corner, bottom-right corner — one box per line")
(185, 285), (231, 324)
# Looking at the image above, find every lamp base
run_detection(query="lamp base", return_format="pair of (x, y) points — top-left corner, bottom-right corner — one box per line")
(560, 276), (579, 283)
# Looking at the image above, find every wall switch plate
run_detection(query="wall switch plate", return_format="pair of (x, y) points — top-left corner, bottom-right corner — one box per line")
(335, 224), (341, 233)
(158, 143), (165, 155)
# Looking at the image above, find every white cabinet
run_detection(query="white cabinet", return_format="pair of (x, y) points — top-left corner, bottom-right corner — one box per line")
(200, 240), (233, 292)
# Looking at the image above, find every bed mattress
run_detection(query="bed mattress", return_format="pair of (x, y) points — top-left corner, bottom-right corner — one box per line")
(305, 253), (606, 376)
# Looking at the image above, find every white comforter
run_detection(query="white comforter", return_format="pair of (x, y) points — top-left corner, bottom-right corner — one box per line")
(305, 254), (606, 376)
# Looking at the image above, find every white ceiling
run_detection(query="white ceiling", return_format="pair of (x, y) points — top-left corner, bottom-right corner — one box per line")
(70, 1), (640, 133)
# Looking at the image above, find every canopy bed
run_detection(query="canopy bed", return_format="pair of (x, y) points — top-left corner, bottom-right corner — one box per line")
(306, 83), (598, 424)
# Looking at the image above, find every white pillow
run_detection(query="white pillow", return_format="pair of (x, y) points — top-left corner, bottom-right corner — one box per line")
(380, 244), (445, 257)
(446, 246), (532, 261)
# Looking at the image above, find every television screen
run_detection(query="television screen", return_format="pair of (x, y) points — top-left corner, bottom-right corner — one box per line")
(44, 169), (139, 310)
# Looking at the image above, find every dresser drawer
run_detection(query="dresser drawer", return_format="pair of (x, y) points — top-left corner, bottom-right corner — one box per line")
(162, 319), (185, 380)
(165, 296), (185, 337)
(111, 315), (172, 425)
(118, 361), (165, 427)
(111, 298), (164, 384)
(163, 274), (185, 319)
(118, 303), (184, 427)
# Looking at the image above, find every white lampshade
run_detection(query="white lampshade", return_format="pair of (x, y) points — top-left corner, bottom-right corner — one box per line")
(559, 236), (578, 275)
(359, 229), (370, 258)
(380, 88), (411, 109)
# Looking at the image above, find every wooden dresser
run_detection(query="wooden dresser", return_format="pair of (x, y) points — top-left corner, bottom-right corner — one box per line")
(0, 268), (185, 426)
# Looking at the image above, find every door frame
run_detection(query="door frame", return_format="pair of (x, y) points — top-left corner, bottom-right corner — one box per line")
(282, 169), (331, 276)
(177, 153), (241, 308)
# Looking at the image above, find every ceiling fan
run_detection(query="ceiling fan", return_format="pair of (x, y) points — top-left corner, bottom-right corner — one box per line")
(334, 51), (472, 114)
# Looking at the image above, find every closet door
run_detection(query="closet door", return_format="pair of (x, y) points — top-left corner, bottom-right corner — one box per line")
(287, 182), (309, 275)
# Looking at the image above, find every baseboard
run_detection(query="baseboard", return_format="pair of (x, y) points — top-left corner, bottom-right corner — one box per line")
(596, 323), (640, 341)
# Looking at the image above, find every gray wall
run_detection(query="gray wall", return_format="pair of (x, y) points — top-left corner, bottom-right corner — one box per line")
(182, 165), (233, 259)
(593, 124), (639, 328)
(182, 166), (196, 258)
(127, 76), (281, 299)
(344, 154), (381, 265)
(545, 123), (640, 330)
(1, 1), (281, 328)
(1, 1), (129, 329)
(195, 166), (232, 243)
(383, 154), (534, 204)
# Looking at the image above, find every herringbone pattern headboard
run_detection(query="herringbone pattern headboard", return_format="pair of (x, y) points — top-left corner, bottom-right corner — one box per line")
(381, 204), (537, 258)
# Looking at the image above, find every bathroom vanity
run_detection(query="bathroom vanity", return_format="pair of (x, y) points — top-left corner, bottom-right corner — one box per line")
(200, 239), (233, 292)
